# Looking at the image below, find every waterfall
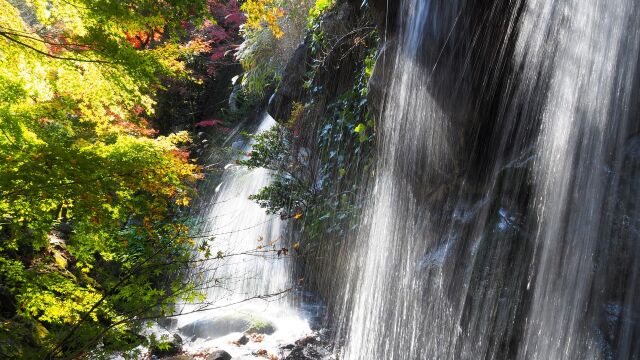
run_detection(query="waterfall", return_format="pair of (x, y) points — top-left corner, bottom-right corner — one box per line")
(517, 1), (640, 359)
(515, 1), (640, 358)
(174, 114), (313, 356)
(333, 0), (640, 359)
(192, 115), (290, 308)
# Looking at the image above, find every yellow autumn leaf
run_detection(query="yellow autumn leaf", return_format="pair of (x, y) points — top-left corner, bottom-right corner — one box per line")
(53, 252), (67, 268)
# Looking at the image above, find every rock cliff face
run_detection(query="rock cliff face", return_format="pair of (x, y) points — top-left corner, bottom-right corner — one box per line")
(268, 0), (400, 125)
(265, 0), (382, 318)
(269, 1), (376, 125)
(270, 1), (640, 359)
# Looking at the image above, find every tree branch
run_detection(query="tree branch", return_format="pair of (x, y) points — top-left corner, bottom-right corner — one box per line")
(0, 32), (112, 64)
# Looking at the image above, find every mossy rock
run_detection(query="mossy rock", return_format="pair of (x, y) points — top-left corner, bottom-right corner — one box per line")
(0, 315), (47, 359)
(245, 317), (276, 335)
(178, 315), (251, 339)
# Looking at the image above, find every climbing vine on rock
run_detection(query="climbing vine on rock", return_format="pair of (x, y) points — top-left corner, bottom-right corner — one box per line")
(242, 41), (378, 236)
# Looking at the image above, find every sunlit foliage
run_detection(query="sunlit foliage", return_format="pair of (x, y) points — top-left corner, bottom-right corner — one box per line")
(0, 0), (208, 358)
(242, 0), (286, 39)
(241, 12), (378, 240)
(237, 0), (334, 97)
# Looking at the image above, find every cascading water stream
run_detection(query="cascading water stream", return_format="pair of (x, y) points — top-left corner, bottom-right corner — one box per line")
(515, 1), (640, 358)
(330, 0), (640, 359)
(173, 114), (315, 357)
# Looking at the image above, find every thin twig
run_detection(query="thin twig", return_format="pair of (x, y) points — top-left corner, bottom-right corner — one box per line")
(0, 32), (112, 64)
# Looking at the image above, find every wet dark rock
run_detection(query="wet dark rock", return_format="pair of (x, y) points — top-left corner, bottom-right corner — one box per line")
(282, 333), (330, 360)
(295, 335), (318, 347)
(267, 42), (309, 123)
(295, 293), (327, 331)
(207, 350), (232, 360)
(150, 333), (182, 358)
(237, 334), (249, 345)
(283, 344), (326, 360)
(418, 238), (455, 272)
(367, 39), (397, 118)
(595, 133), (640, 360)
(268, 1), (367, 125)
(496, 208), (523, 232)
(321, 1), (357, 36)
(456, 196), (534, 359)
(284, 346), (308, 360)
(595, 302), (640, 360)
(368, 0), (399, 33)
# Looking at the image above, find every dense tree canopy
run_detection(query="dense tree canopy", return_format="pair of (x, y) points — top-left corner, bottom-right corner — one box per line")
(0, 0), (215, 358)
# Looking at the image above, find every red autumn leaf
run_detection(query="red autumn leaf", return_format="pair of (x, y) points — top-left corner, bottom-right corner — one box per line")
(208, 25), (230, 42)
(225, 12), (246, 28)
(210, 46), (227, 61)
(195, 119), (223, 127)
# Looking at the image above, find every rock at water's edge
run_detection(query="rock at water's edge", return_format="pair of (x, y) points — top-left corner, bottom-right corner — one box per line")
(237, 334), (249, 345)
(149, 333), (182, 358)
(207, 349), (232, 360)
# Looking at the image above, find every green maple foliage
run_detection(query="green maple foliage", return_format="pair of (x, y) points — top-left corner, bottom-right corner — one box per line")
(0, 0), (211, 358)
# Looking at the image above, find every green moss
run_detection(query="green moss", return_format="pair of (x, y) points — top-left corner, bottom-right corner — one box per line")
(245, 317), (276, 335)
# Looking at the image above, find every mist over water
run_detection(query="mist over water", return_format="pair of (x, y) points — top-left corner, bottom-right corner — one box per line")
(175, 115), (314, 357)
(190, 115), (289, 309)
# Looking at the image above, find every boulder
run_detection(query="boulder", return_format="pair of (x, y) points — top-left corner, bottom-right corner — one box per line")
(284, 346), (310, 360)
(178, 316), (251, 340)
(245, 317), (276, 335)
(207, 350), (232, 360)
(294, 336), (318, 347)
(237, 334), (249, 345)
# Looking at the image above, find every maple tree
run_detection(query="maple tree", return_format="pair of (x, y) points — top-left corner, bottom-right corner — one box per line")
(0, 0), (221, 358)
(182, 0), (246, 77)
(151, 0), (248, 137)
(237, 0), (306, 96)
(242, 0), (286, 39)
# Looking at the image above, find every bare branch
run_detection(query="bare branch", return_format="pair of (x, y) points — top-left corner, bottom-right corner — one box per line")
(0, 32), (112, 64)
